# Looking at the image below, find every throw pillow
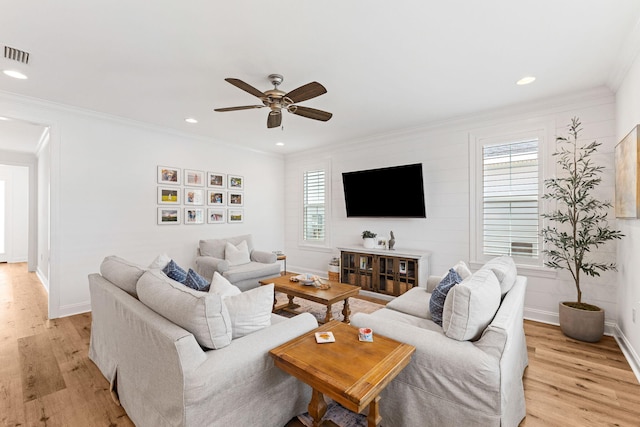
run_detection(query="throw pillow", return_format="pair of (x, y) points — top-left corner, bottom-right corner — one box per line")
(100, 255), (147, 298)
(136, 270), (232, 349)
(480, 256), (517, 297)
(209, 272), (241, 297)
(429, 268), (463, 326)
(149, 253), (171, 270)
(441, 268), (501, 341)
(163, 259), (188, 283)
(222, 284), (274, 339)
(451, 260), (472, 280)
(184, 268), (210, 292)
(225, 240), (251, 266)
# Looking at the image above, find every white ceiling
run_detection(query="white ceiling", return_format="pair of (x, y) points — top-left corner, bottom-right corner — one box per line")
(1, 1), (640, 154)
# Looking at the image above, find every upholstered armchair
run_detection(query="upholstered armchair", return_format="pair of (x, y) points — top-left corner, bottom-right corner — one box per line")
(195, 234), (281, 291)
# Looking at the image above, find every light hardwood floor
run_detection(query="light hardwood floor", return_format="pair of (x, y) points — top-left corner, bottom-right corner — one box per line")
(2, 263), (639, 427)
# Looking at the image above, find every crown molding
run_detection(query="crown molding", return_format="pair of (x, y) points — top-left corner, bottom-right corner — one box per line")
(607, 15), (640, 91)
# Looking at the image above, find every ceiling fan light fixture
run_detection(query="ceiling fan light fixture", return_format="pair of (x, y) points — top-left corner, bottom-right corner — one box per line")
(3, 69), (28, 79)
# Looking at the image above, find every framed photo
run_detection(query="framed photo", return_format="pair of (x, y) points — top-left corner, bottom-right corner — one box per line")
(184, 169), (205, 187)
(157, 207), (180, 225)
(399, 261), (407, 274)
(207, 190), (226, 205)
(207, 172), (226, 188)
(228, 192), (244, 206)
(157, 187), (180, 204)
(228, 209), (244, 223)
(184, 208), (204, 224)
(157, 166), (181, 185)
(228, 174), (244, 190)
(359, 257), (368, 270)
(184, 188), (204, 205)
(376, 238), (387, 249)
(207, 208), (226, 224)
(615, 125), (640, 218)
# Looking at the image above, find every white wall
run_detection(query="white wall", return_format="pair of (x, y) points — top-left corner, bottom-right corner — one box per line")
(0, 92), (285, 318)
(285, 87), (621, 329)
(614, 46), (640, 373)
(0, 164), (29, 262)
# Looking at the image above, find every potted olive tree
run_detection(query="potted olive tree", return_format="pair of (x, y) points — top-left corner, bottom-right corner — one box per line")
(541, 117), (624, 342)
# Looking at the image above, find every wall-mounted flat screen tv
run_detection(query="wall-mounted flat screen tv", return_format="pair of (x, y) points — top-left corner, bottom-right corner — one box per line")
(342, 163), (426, 218)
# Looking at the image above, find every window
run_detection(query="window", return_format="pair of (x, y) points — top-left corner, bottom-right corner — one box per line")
(303, 169), (326, 244)
(470, 125), (547, 266)
(482, 139), (539, 258)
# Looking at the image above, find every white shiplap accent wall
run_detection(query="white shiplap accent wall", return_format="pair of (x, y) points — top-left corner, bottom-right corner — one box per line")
(284, 87), (620, 328)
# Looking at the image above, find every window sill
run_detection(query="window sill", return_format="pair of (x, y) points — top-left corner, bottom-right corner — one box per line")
(298, 243), (334, 253)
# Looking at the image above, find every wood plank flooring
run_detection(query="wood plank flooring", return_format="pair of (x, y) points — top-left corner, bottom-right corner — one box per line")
(2, 262), (639, 426)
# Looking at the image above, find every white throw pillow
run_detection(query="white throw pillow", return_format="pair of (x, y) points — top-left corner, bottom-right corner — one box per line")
(136, 269), (232, 349)
(209, 271), (241, 297)
(480, 256), (517, 297)
(225, 240), (251, 266)
(148, 253), (171, 270)
(441, 260), (472, 281)
(222, 284), (274, 339)
(441, 269), (501, 341)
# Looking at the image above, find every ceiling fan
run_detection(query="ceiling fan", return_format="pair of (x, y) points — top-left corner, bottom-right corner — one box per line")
(214, 74), (332, 128)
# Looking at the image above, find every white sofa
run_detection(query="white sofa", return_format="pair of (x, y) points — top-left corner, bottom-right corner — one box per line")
(195, 234), (281, 291)
(351, 256), (528, 427)
(89, 255), (318, 427)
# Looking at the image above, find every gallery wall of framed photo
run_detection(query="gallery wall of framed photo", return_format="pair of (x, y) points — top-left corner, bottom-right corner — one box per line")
(157, 166), (245, 225)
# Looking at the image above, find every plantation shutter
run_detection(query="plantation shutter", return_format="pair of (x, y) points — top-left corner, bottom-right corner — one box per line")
(482, 139), (539, 257)
(303, 169), (325, 242)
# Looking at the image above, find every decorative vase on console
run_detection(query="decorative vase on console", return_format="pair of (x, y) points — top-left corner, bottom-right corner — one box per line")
(388, 231), (395, 250)
(361, 230), (377, 249)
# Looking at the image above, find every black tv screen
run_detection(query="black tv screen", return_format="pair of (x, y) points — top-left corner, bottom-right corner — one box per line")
(342, 163), (426, 218)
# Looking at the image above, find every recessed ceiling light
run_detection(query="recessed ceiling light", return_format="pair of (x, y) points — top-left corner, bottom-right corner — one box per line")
(275, 142), (285, 146)
(184, 117), (198, 124)
(516, 76), (536, 85)
(3, 70), (28, 80)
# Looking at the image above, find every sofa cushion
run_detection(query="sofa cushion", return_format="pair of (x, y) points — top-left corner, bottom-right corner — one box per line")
(480, 256), (517, 297)
(223, 261), (282, 284)
(442, 268), (501, 341)
(199, 234), (255, 259)
(148, 253), (171, 270)
(100, 255), (146, 298)
(163, 259), (188, 283)
(184, 268), (210, 291)
(209, 271), (242, 297)
(222, 284), (274, 339)
(225, 240), (251, 266)
(386, 287), (433, 319)
(430, 268), (463, 326)
(136, 269), (232, 349)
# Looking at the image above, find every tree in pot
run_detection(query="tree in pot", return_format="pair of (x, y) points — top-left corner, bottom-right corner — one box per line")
(541, 117), (624, 342)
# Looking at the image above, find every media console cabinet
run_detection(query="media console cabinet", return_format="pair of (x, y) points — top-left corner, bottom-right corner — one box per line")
(338, 246), (431, 297)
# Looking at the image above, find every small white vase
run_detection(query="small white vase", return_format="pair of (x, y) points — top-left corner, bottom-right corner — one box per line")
(363, 238), (376, 249)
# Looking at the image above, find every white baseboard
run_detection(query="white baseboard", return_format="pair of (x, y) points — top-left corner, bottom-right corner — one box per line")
(524, 307), (617, 336)
(35, 268), (49, 293)
(613, 325), (640, 384)
(57, 301), (91, 318)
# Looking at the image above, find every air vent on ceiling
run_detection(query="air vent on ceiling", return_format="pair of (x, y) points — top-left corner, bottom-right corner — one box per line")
(4, 46), (30, 64)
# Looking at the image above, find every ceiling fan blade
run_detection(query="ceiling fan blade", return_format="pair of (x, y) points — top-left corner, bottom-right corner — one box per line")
(225, 78), (265, 99)
(214, 105), (264, 112)
(284, 82), (327, 103)
(267, 111), (282, 128)
(288, 105), (333, 122)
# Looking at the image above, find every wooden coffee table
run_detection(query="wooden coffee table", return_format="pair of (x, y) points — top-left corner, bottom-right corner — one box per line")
(269, 320), (415, 427)
(259, 273), (360, 324)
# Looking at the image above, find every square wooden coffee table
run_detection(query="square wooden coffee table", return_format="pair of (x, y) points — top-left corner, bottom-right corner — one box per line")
(269, 320), (415, 427)
(259, 273), (360, 324)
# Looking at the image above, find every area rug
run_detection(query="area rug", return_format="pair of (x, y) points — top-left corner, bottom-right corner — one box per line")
(273, 293), (385, 324)
(297, 401), (367, 427)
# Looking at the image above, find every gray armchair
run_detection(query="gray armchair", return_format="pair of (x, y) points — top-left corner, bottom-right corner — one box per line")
(195, 234), (281, 291)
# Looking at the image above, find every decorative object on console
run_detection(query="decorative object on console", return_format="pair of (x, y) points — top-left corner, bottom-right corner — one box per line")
(361, 230), (377, 249)
(615, 124), (640, 218)
(388, 231), (395, 250)
(541, 117), (624, 342)
(214, 74), (332, 129)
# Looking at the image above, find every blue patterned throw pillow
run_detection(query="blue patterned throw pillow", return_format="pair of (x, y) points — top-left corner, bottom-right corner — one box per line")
(184, 268), (210, 292)
(429, 268), (463, 326)
(163, 259), (188, 283)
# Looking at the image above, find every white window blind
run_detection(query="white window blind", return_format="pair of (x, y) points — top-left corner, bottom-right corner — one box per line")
(482, 139), (539, 258)
(303, 169), (325, 242)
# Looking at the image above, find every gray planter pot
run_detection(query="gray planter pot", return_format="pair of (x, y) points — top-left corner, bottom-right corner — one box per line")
(558, 302), (604, 343)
